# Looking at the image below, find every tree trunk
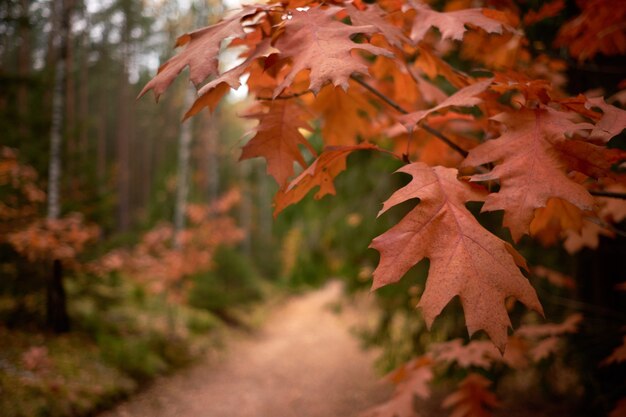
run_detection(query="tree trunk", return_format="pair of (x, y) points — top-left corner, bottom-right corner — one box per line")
(115, 11), (132, 232)
(173, 86), (195, 248)
(17, 0), (31, 140)
(46, 259), (70, 332)
(46, 0), (72, 333)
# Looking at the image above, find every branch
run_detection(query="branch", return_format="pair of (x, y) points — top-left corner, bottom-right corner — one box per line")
(589, 190), (626, 200)
(350, 75), (469, 158)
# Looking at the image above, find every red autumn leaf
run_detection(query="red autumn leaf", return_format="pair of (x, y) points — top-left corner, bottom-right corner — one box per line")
(370, 163), (543, 350)
(273, 143), (383, 216)
(345, 3), (409, 48)
(184, 38), (278, 119)
(462, 107), (595, 241)
(403, 0), (510, 44)
(139, 6), (264, 100)
(240, 100), (315, 187)
(272, 6), (393, 96)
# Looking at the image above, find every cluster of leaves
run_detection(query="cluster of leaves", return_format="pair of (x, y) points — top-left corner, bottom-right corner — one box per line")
(90, 189), (244, 302)
(143, 0), (626, 414)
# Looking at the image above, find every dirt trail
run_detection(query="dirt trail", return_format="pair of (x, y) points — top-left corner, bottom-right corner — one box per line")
(99, 281), (391, 417)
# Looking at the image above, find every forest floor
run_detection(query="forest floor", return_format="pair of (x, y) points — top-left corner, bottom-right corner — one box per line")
(97, 281), (392, 417)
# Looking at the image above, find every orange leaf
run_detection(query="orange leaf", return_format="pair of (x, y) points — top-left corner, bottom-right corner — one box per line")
(240, 100), (315, 186)
(273, 143), (382, 216)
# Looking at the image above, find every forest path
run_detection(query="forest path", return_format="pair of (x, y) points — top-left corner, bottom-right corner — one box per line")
(98, 281), (391, 417)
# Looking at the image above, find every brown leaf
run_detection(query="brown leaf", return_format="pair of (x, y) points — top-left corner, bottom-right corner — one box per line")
(370, 163), (543, 350)
(403, 1), (509, 44)
(462, 107), (595, 241)
(139, 6), (264, 100)
(272, 6), (392, 96)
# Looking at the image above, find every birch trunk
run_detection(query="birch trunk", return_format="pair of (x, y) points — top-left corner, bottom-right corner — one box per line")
(46, 0), (72, 333)
(173, 86), (195, 249)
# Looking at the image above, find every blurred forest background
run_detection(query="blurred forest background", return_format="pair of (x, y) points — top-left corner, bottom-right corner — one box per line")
(0, 1), (407, 415)
(1, 0), (625, 416)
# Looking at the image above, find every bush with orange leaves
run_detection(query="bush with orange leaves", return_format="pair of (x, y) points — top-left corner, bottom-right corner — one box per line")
(1, 147), (100, 267)
(90, 189), (244, 303)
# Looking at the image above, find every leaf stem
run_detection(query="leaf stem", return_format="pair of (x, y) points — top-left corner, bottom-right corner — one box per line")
(350, 75), (469, 158)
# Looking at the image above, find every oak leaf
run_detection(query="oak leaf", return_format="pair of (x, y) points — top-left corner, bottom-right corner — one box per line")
(346, 4), (409, 48)
(370, 163), (543, 350)
(273, 143), (382, 216)
(310, 82), (377, 145)
(585, 97), (626, 143)
(362, 357), (433, 417)
(398, 79), (491, 129)
(240, 100), (315, 186)
(139, 6), (263, 100)
(403, 0), (509, 44)
(462, 107), (595, 241)
(442, 374), (499, 417)
(272, 6), (392, 96)
(184, 38), (278, 119)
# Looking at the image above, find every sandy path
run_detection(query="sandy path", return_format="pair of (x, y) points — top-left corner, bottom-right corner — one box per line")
(99, 281), (391, 417)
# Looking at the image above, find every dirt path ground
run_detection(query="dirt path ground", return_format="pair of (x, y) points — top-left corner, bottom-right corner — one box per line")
(98, 281), (391, 417)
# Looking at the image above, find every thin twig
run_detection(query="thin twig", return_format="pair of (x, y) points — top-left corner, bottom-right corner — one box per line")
(256, 90), (313, 100)
(350, 75), (469, 158)
(589, 190), (626, 200)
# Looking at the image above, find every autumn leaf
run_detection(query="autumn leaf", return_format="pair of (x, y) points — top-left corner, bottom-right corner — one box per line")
(139, 6), (264, 100)
(430, 339), (500, 368)
(403, 0), (510, 44)
(522, 0), (565, 26)
(529, 198), (583, 246)
(370, 163), (543, 350)
(273, 143), (383, 216)
(346, 4), (409, 48)
(310, 82), (377, 145)
(184, 38), (278, 119)
(554, 0), (626, 61)
(462, 107), (595, 241)
(398, 79), (492, 129)
(240, 100), (315, 186)
(442, 374), (499, 417)
(601, 336), (626, 366)
(362, 357), (433, 417)
(272, 6), (393, 96)
(585, 97), (626, 142)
